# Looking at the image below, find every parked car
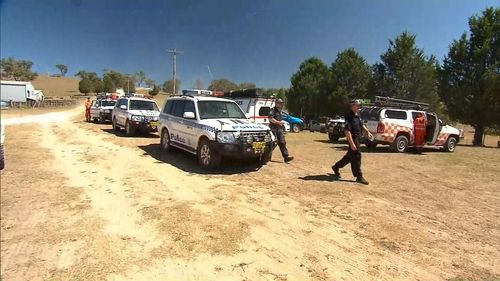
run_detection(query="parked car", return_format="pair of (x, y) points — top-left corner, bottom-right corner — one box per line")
(112, 97), (160, 136)
(158, 95), (275, 169)
(282, 111), (304, 133)
(327, 116), (345, 141)
(90, 98), (116, 123)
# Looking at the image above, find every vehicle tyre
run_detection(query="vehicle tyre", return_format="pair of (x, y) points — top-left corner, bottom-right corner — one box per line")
(258, 150), (273, 165)
(0, 145), (5, 170)
(112, 117), (120, 131)
(443, 136), (457, 152)
(125, 120), (135, 136)
(93, 117), (98, 123)
(390, 135), (409, 153)
(197, 138), (221, 170)
(292, 124), (300, 133)
(160, 128), (171, 153)
(366, 140), (378, 150)
(98, 114), (104, 124)
(328, 133), (339, 142)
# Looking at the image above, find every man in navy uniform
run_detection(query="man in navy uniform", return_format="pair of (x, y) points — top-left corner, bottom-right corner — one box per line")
(331, 99), (372, 185)
(269, 98), (294, 163)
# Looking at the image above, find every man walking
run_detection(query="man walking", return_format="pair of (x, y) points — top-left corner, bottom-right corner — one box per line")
(332, 99), (372, 185)
(269, 98), (294, 163)
(413, 112), (427, 153)
(85, 97), (92, 122)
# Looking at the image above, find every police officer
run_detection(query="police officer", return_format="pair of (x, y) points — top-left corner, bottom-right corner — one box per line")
(269, 98), (294, 162)
(331, 99), (372, 185)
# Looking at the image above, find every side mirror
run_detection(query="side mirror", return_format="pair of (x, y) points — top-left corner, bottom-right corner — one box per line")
(183, 112), (196, 119)
(120, 105), (127, 110)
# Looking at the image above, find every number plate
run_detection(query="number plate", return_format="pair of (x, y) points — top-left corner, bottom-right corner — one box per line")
(150, 121), (158, 127)
(252, 142), (266, 150)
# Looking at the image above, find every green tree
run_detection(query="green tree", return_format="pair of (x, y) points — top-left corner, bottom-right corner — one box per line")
(79, 78), (92, 94)
(208, 78), (238, 92)
(0, 57), (38, 81)
(328, 48), (372, 114)
(372, 32), (440, 108)
(162, 79), (181, 94)
(263, 88), (288, 100)
(93, 78), (104, 93)
(440, 7), (500, 146)
(238, 82), (256, 89)
(123, 75), (136, 94)
(289, 57), (330, 117)
(55, 64), (68, 76)
(103, 70), (125, 88)
(136, 71), (146, 87)
(149, 85), (160, 96)
(145, 78), (156, 88)
(103, 75), (116, 93)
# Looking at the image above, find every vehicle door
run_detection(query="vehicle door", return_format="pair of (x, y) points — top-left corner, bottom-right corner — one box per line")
(159, 99), (173, 133)
(169, 100), (189, 147)
(426, 112), (441, 144)
(181, 100), (198, 148)
(90, 100), (100, 118)
(116, 99), (128, 126)
(360, 107), (381, 134)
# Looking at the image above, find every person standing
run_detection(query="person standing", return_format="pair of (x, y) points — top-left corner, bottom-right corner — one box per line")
(331, 99), (372, 185)
(85, 97), (92, 122)
(269, 98), (294, 163)
(413, 112), (427, 153)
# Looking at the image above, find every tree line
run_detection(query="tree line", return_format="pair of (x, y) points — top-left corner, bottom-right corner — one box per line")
(287, 7), (498, 146)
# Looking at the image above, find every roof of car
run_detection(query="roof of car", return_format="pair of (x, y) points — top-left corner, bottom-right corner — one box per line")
(168, 95), (235, 102)
(119, 96), (156, 102)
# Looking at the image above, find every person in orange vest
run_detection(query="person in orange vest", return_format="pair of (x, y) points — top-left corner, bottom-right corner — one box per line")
(85, 97), (92, 122)
(413, 112), (427, 153)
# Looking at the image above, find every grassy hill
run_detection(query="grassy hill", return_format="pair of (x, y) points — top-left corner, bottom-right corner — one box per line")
(32, 75), (80, 97)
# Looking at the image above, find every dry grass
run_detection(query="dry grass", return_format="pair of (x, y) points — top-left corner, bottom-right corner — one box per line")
(32, 75), (80, 97)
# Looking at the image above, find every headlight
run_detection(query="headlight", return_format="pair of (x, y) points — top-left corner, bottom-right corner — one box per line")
(217, 132), (237, 143)
(131, 115), (144, 121)
(104, 109), (110, 113)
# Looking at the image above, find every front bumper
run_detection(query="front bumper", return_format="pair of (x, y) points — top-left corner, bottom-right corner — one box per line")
(212, 141), (275, 159)
(100, 112), (112, 121)
(129, 120), (158, 132)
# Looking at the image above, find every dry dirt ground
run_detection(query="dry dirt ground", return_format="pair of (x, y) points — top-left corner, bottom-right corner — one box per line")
(1, 107), (499, 281)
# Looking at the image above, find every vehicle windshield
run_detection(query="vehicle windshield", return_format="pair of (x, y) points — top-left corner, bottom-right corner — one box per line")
(198, 101), (246, 119)
(101, 100), (116, 107)
(129, 100), (158, 111)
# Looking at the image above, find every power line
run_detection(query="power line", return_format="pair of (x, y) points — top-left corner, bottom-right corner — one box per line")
(167, 48), (184, 94)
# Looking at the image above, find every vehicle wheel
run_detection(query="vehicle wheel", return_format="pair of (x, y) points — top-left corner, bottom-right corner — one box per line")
(93, 117), (98, 123)
(125, 120), (135, 136)
(328, 133), (339, 142)
(160, 128), (171, 153)
(0, 146), (5, 170)
(197, 138), (221, 170)
(443, 136), (457, 152)
(112, 117), (120, 131)
(366, 140), (378, 150)
(98, 114), (104, 124)
(390, 135), (408, 153)
(292, 124), (300, 133)
(258, 150), (273, 165)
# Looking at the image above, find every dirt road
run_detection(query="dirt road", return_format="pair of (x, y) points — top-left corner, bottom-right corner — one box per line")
(1, 108), (499, 281)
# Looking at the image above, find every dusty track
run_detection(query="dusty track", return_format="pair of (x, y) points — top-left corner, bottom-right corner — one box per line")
(1, 108), (499, 281)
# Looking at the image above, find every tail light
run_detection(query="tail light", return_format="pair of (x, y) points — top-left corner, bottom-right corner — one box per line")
(377, 122), (385, 134)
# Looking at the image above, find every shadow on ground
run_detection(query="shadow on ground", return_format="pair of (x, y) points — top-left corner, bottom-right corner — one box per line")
(137, 143), (264, 175)
(101, 128), (159, 139)
(298, 173), (357, 183)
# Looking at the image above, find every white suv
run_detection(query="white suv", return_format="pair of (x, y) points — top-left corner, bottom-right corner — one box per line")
(361, 107), (461, 152)
(158, 95), (275, 169)
(112, 97), (160, 136)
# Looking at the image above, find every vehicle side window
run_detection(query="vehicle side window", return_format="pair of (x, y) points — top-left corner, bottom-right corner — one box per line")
(163, 100), (173, 114)
(360, 108), (382, 121)
(259, 106), (271, 116)
(184, 101), (196, 118)
(385, 110), (407, 120)
(117, 99), (126, 109)
(171, 100), (186, 117)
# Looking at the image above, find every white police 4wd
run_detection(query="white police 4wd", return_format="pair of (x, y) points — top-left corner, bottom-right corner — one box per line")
(112, 97), (160, 136)
(158, 95), (275, 169)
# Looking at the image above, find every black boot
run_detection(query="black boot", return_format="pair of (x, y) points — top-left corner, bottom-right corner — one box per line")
(356, 177), (369, 185)
(284, 156), (294, 162)
(331, 165), (341, 179)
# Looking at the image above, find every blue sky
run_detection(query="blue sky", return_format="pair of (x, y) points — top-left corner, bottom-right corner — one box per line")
(1, 0), (498, 88)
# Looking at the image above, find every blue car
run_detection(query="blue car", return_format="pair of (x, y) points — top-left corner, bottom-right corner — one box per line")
(282, 111), (304, 133)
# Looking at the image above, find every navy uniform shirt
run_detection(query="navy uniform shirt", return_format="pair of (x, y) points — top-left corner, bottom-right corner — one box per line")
(344, 111), (362, 138)
(269, 107), (283, 130)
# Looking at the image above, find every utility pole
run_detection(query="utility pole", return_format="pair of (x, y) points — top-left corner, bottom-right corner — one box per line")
(167, 48), (183, 94)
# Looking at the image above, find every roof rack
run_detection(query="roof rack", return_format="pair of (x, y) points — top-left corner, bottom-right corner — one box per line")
(374, 96), (429, 110)
(224, 88), (264, 98)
